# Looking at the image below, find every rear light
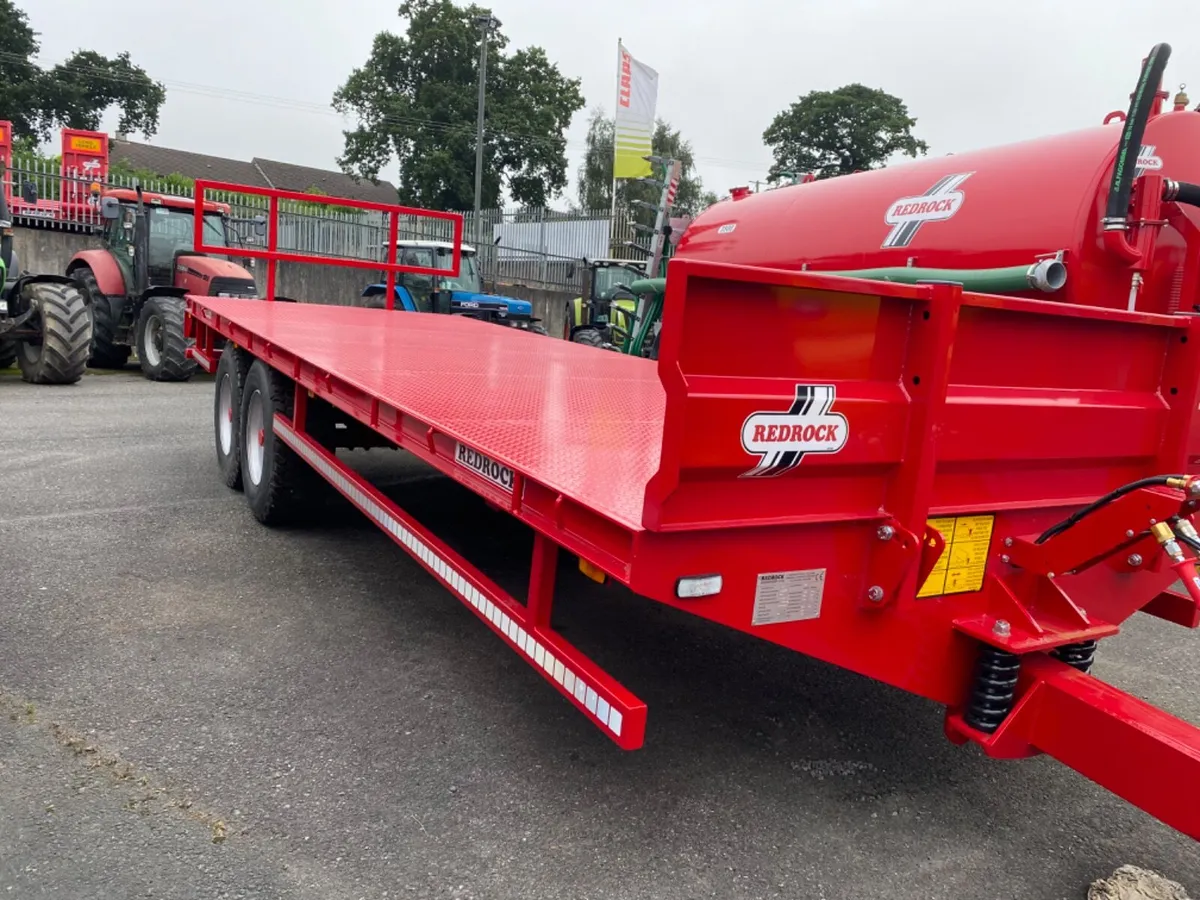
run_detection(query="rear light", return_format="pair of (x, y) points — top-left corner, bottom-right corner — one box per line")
(675, 574), (722, 598)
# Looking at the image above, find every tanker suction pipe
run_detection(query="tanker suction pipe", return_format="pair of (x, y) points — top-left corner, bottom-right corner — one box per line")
(626, 257), (1068, 298)
(1164, 180), (1200, 208)
(812, 259), (1067, 294)
(1102, 42), (1172, 264)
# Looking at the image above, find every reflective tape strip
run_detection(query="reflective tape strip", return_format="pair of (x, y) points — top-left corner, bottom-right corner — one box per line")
(189, 347), (214, 373)
(273, 416), (624, 740)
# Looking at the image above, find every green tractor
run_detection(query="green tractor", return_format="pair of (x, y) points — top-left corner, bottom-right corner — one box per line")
(0, 175), (92, 384)
(562, 258), (645, 350)
(563, 156), (682, 360)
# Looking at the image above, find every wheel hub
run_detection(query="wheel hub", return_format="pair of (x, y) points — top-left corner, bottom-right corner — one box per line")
(217, 374), (234, 455)
(144, 315), (163, 368)
(244, 390), (265, 486)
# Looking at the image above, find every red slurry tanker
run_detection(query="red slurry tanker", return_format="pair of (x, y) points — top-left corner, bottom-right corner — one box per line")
(184, 45), (1200, 840)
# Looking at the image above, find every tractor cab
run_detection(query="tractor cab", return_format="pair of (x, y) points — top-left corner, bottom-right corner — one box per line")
(360, 241), (546, 333)
(564, 258), (645, 347)
(97, 190), (245, 293)
(67, 186), (262, 381)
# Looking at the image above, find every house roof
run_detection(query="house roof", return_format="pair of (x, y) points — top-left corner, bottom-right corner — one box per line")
(109, 138), (398, 205)
(111, 140), (263, 187)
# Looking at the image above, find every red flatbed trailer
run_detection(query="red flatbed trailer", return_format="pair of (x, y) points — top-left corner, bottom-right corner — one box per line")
(185, 181), (1200, 843)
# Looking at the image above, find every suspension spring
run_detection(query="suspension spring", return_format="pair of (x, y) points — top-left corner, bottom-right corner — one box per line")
(963, 646), (1022, 733)
(1051, 640), (1098, 673)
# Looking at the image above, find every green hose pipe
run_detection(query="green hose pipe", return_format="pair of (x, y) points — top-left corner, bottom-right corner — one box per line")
(625, 257), (1066, 298)
(628, 277), (667, 295)
(816, 258), (1067, 294)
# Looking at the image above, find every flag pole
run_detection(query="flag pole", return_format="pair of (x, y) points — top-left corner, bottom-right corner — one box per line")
(608, 37), (622, 255)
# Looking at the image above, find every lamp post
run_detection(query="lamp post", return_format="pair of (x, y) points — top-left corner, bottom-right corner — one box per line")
(473, 13), (501, 250)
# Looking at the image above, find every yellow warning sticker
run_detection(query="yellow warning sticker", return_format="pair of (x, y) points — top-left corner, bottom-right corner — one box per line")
(916, 515), (995, 598)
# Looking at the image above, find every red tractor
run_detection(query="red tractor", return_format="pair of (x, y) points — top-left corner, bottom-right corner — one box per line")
(66, 186), (260, 381)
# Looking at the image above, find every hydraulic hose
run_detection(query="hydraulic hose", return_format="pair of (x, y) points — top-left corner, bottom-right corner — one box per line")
(1103, 43), (1171, 248)
(1035, 474), (1189, 544)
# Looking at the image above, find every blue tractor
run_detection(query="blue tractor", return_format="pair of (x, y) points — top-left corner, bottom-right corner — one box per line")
(361, 240), (547, 334)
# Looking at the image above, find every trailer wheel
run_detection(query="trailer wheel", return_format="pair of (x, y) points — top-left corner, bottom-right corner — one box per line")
(15, 282), (92, 385)
(240, 359), (309, 525)
(76, 266), (131, 369)
(571, 327), (605, 348)
(214, 345), (252, 490)
(137, 295), (197, 382)
(0, 339), (15, 370)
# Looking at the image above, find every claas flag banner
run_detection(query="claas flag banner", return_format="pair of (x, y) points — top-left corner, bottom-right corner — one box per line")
(613, 42), (659, 180)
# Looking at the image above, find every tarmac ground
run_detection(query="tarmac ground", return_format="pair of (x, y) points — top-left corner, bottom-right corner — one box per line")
(1, 367), (1197, 899)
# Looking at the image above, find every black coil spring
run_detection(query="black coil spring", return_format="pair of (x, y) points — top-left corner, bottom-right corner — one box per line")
(1052, 640), (1098, 674)
(963, 646), (1021, 733)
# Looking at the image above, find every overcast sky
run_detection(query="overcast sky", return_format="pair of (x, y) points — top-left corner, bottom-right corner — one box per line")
(27, 0), (1200, 208)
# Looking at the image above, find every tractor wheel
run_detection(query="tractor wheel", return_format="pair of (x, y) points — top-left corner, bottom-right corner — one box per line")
(571, 327), (606, 348)
(15, 282), (92, 385)
(136, 295), (197, 382)
(214, 344), (253, 490)
(240, 359), (312, 525)
(0, 340), (16, 370)
(76, 267), (131, 369)
(529, 323), (548, 336)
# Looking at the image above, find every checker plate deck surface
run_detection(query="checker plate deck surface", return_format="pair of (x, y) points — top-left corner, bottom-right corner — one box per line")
(200, 299), (665, 529)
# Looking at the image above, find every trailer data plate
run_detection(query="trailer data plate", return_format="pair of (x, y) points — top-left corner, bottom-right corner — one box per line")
(752, 568), (825, 626)
(917, 515), (995, 598)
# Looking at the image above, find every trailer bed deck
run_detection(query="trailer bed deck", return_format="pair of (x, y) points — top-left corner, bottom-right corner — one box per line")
(195, 298), (664, 529)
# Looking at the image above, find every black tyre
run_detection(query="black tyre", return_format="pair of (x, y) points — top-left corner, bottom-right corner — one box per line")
(75, 267), (131, 369)
(214, 345), (252, 490)
(529, 323), (548, 336)
(15, 281), (92, 385)
(571, 327), (605, 348)
(240, 359), (311, 525)
(0, 339), (16, 370)
(137, 295), (197, 382)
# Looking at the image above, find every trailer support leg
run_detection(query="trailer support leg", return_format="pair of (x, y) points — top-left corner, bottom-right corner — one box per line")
(528, 534), (557, 629)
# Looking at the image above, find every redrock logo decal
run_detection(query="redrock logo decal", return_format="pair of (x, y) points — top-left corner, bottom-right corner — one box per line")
(882, 172), (973, 249)
(455, 442), (515, 492)
(739, 384), (849, 478)
(1136, 144), (1163, 178)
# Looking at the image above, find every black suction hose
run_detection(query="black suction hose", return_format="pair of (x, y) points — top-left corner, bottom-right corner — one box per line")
(1104, 42), (1172, 231)
(1164, 180), (1200, 208)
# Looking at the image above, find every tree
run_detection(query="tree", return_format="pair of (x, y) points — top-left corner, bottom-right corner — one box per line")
(37, 51), (166, 138)
(763, 84), (928, 181)
(0, 0), (165, 141)
(0, 0), (41, 139)
(332, 0), (584, 210)
(576, 108), (712, 225)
